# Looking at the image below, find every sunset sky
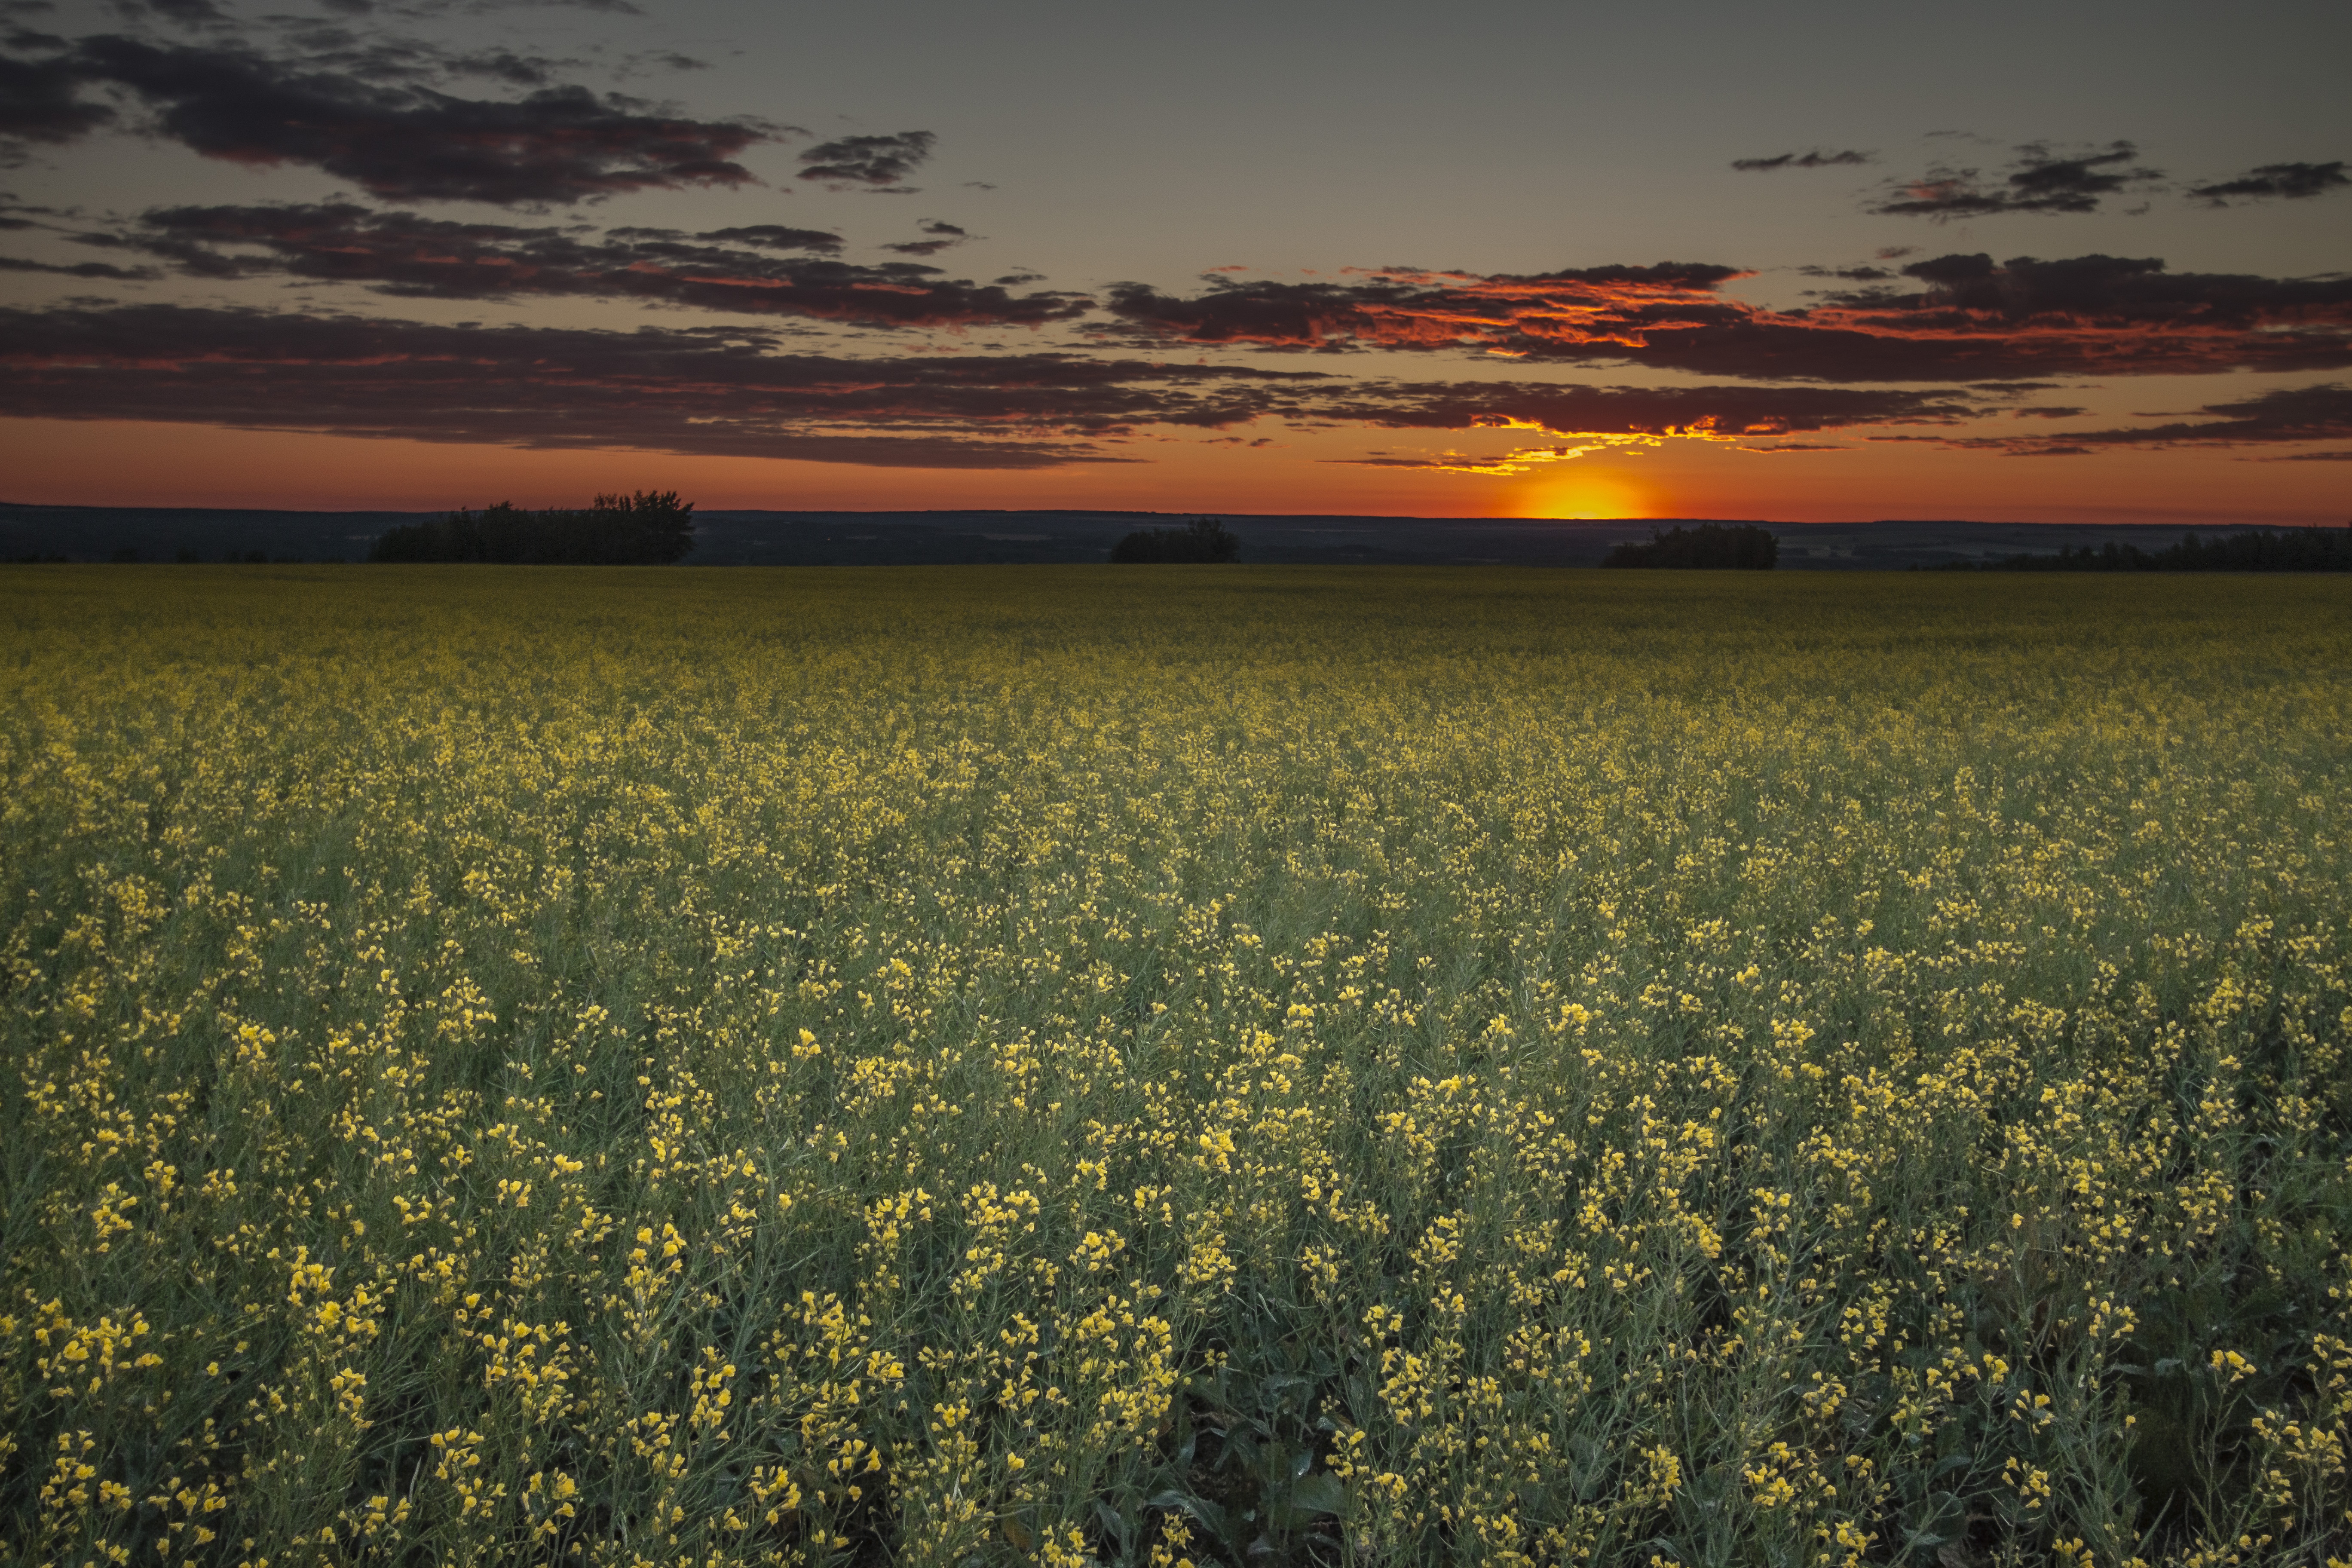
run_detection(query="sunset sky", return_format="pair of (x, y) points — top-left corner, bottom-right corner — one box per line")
(3, 0), (2347, 521)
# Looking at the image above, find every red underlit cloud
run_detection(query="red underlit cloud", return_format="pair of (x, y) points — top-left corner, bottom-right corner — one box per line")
(0, 300), (2017, 471)
(1107, 254), (2352, 382)
(0, 301), (1330, 466)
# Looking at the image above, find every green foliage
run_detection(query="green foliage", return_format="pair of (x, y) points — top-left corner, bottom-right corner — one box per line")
(1, 567), (2349, 1567)
(369, 491), (696, 564)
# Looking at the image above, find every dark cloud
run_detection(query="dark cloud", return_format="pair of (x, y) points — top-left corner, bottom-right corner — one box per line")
(0, 250), (154, 276)
(112, 0), (226, 22)
(2187, 161), (2349, 205)
(882, 218), (968, 257)
(1891, 383), (2352, 456)
(1105, 262), (1746, 350)
(15, 33), (768, 203)
(1826, 251), (2352, 328)
(1730, 149), (1870, 171)
(0, 297), (2051, 471)
(1108, 253), (2352, 382)
(695, 223), (842, 251)
(1872, 141), (2162, 218)
(2263, 449), (2352, 461)
(798, 129), (933, 190)
(0, 190), (67, 224)
(441, 48), (557, 87)
(2012, 405), (2086, 419)
(0, 300), (1335, 465)
(1330, 454), (1516, 470)
(195, 25), (578, 89)
(0, 47), (115, 154)
(88, 200), (1093, 328)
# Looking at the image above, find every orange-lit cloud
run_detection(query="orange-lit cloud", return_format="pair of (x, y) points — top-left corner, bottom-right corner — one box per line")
(1107, 253), (2352, 382)
(0, 303), (1999, 470)
(1329, 436), (1670, 476)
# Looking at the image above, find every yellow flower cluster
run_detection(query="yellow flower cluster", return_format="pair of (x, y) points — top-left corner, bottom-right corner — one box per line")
(1, 564), (2348, 1566)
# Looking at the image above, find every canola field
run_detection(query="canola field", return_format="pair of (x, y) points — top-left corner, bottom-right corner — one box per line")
(3, 565), (2350, 1568)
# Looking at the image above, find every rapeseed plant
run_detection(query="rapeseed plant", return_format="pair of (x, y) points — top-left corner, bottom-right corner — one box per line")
(1, 566), (2347, 1567)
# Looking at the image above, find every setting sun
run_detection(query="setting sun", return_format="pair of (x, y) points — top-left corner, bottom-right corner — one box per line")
(1515, 469), (1654, 520)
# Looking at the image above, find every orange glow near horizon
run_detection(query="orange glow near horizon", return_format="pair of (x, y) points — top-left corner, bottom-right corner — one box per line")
(3, 417), (2346, 528)
(1513, 469), (1654, 521)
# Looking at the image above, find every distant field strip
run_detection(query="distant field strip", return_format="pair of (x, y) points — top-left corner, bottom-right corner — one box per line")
(3, 567), (2349, 1567)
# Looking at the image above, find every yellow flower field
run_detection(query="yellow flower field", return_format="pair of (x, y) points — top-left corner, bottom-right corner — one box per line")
(3, 565), (2348, 1568)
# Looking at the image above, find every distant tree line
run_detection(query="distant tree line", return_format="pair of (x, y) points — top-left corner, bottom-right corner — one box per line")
(9, 548), (300, 564)
(1930, 526), (2352, 573)
(1601, 524), (1779, 570)
(1110, 517), (1242, 563)
(370, 492), (696, 564)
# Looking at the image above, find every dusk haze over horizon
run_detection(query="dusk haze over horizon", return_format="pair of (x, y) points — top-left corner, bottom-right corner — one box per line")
(3, 0), (2348, 525)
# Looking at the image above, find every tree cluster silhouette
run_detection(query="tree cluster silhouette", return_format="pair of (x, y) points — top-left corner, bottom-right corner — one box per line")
(1600, 524), (1779, 570)
(370, 492), (695, 564)
(1933, 526), (2352, 573)
(1109, 517), (1241, 563)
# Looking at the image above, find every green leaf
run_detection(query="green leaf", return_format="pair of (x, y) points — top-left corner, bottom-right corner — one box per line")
(1290, 1473), (1347, 1516)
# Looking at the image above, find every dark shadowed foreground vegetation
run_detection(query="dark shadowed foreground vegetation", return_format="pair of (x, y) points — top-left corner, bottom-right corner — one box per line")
(368, 492), (697, 564)
(3, 568), (2348, 1566)
(1601, 524), (1779, 570)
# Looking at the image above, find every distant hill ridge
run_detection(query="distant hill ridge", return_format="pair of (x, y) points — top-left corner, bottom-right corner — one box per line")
(0, 501), (2319, 570)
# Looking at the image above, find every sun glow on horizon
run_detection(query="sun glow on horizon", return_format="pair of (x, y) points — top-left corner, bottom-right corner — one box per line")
(1513, 470), (1653, 521)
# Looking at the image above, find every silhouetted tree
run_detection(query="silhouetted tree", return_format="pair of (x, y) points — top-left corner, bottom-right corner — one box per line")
(1601, 524), (1779, 570)
(1110, 517), (1242, 563)
(1932, 525), (2352, 573)
(370, 491), (697, 564)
